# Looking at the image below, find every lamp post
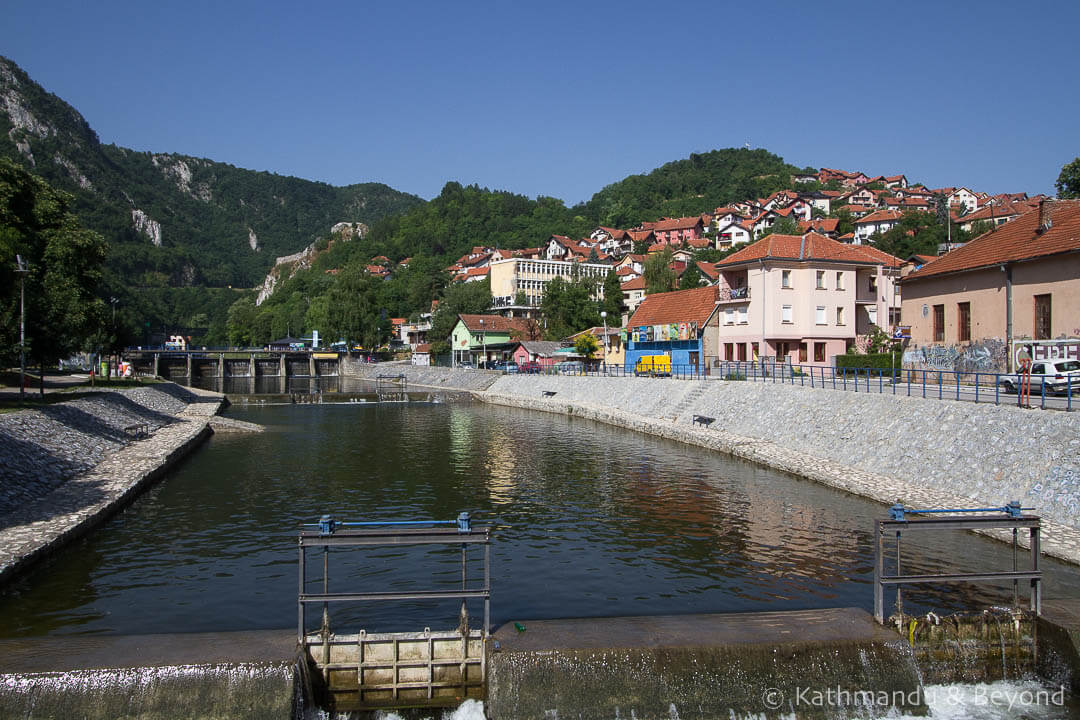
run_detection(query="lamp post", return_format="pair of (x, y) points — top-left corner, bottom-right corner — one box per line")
(479, 318), (486, 369)
(109, 297), (118, 379)
(600, 311), (608, 373)
(15, 255), (28, 399)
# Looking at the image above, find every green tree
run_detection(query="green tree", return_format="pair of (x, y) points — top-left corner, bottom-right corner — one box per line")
(600, 269), (625, 319)
(226, 296), (258, 346)
(644, 248), (676, 294)
(541, 276), (600, 340)
(679, 261), (703, 290)
(1056, 157), (1080, 199)
(768, 216), (801, 235)
(428, 278), (492, 350)
(0, 158), (107, 386)
(573, 332), (599, 359)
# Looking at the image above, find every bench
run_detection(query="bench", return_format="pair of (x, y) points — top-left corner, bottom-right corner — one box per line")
(542, 391), (557, 398)
(692, 415), (715, 428)
(124, 422), (151, 439)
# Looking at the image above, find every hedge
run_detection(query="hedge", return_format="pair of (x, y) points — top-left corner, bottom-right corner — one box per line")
(834, 352), (903, 370)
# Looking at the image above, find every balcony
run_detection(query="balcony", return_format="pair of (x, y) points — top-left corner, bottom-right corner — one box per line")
(717, 286), (751, 303)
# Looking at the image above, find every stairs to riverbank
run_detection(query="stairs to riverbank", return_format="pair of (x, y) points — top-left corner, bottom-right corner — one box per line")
(667, 383), (708, 422)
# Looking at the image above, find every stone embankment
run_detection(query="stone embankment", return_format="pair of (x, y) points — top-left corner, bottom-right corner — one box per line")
(0, 384), (224, 583)
(350, 366), (1080, 564)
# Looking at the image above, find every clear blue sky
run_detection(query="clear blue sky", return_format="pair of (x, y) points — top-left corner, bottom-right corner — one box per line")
(4, 0), (1077, 205)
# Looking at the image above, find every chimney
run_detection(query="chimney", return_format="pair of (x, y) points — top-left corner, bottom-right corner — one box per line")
(1035, 199), (1053, 234)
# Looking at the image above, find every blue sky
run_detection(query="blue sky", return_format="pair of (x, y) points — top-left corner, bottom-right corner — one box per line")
(4, 0), (1077, 205)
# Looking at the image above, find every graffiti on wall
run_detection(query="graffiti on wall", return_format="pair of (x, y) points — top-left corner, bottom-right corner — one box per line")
(903, 338), (1008, 373)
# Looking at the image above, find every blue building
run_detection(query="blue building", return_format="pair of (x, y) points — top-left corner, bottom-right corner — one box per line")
(624, 285), (720, 372)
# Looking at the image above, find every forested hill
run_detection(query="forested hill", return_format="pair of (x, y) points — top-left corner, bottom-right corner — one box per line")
(582, 149), (812, 227)
(0, 55), (423, 290)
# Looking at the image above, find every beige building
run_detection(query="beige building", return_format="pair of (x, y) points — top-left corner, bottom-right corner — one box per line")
(901, 200), (1080, 371)
(489, 257), (610, 308)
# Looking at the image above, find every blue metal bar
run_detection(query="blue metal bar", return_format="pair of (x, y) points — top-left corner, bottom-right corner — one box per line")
(889, 501), (1032, 521)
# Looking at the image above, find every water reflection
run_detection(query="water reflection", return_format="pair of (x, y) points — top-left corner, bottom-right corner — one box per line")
(1, 403), (1078, 638)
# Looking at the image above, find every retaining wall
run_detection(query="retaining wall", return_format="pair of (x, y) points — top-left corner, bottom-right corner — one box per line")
(0, 384), (223, 583)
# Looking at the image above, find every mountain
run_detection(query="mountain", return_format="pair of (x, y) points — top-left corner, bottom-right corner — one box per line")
(0, 55), (423, 292)
(582, 148), (812, 227)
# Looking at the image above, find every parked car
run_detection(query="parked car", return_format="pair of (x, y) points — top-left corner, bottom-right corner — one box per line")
(518, 361), (542, 374)
(555, 361), (583, 374)
(493, 361), (518, 373)
(998, 359), (1080, 395)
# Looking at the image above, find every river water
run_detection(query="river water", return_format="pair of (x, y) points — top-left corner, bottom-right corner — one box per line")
(2, 397), (1079, 638)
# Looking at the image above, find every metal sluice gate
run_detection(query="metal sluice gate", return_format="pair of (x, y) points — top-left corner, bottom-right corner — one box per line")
(298, 513), (491, 711)
(874, 501), (1042, 624)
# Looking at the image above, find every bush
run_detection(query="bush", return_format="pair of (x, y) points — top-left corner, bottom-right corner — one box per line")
(723, 372), (747, 381)
(834, 352), (902, 371)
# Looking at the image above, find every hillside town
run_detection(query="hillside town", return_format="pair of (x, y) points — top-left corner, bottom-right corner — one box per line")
(376, 169), (1075, 376)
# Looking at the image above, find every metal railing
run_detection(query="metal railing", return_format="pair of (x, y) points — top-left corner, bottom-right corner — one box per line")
(873, 502), (1041, 624)
(712, 362), (1075, 411)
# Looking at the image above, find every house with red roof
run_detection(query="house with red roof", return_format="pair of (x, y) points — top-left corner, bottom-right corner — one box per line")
(713, 232), (902, 367)
(716, 218), (753, 249)
(853, 209), (903, 244)
(625, 285), (722, 373)
(650, 216), (706, 246)
(450, 314), (537, 367)
(900, 200), (1080, 369)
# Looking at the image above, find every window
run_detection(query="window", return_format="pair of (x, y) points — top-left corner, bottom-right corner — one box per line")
(958, 302), (971, 342)
(799, 343), (808, 362)
(933, 304), (945, 342)
(869, 276), (878, 293)
(836, 306), (846, 326)
(782, 304), (793, 323)
(724, 342), (734, 361)
(816, 270), (826, 289)
(737, 306), (748, 324)
(725, 307), (735, 325)
(868, 306), (877, 325)
(836, 271), (844, 290)
(816, 306), (827, 325)
(782, 269), (792, 288)
(814, 342), (826, 363)
(1034, 294), (1051, 339)
(738, 343), (748, 362)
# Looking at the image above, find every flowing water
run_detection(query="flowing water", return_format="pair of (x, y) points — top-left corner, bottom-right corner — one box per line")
(2, 397), (1079, 717)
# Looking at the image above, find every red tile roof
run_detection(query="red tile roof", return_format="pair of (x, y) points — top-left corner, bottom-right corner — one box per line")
(904, 200), (1080, 280)
(628, 285), (719, 327)
(717, 232), (900, 267)
(651, 216), (705, 232)
(798, 218), (840, 233)
(458, 314), (534, 334)
(621, 276), (647, 290)
(855, 209), (902, 225)
(696, 261), (719, 281)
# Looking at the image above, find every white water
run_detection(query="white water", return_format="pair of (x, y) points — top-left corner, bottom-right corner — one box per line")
(357, 683), (1073, 719)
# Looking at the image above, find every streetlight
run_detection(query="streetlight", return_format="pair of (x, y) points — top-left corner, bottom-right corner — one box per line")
(478, 318), (486, 369)
(109, 297), (118, 379)
(600, 311), (608, 373)
(15, 255), (28, 398)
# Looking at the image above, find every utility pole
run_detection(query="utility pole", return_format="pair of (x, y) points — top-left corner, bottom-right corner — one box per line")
(15, 255), (29, 399)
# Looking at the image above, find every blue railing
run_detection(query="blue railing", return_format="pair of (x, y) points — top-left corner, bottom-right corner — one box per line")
(712, 361), (1074, 412)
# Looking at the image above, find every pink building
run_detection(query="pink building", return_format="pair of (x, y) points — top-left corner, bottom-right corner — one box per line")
(511, 341), (562, 368)
(713, 232), (902, 367)
(649, 216), (705, 246)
